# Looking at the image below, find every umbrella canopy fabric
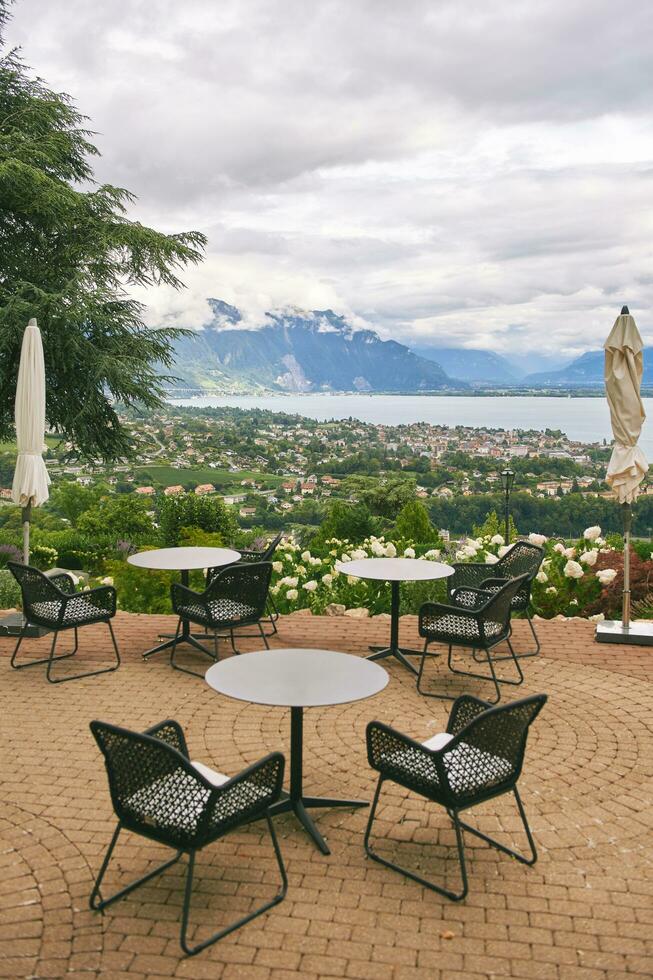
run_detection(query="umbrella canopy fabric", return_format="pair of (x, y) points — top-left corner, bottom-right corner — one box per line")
(11, 319), (50, 510)
(604, 308), (648, 504)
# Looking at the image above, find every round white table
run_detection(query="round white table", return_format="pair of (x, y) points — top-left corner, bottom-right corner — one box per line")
(128, 546), (241, 659)
(336, 557), (454, 675)
(206, 648), (388, 854)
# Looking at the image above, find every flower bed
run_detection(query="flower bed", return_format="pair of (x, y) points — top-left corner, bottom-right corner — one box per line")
(268, 526), (634, 621)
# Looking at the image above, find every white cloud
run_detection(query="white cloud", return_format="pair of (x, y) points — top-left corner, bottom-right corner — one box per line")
(6, 0), (653, 356)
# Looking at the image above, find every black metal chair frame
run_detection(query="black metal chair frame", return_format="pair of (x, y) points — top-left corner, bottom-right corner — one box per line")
(7, 562), (120, 684)
(364, 693), (547, 900)
(207, 533), (282, 638)
(171, 561), (273, 677)
(448, 541), (544, 661)
(417, 574), (530, 704)
(89, 718), (287, 956)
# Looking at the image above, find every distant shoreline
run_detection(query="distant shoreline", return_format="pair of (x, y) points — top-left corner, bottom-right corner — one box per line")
(166, 388), (651, 400)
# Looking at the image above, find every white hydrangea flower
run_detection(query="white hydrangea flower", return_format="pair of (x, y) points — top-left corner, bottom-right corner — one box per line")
(303, 580), (317, 592)
(270, 585), (280, 595)
(425, 549), (441, 559)
(553, 543), (566, 554)
(535, 570), (548, 583)
(301, 550), (311, 562)
(283, 576), (299, 588)
(528, 533), (547, 547)
(322, 573), (333, 586)
(596, 568), (617, 585)
(351, 549), (366, 560)
(563, 560), (584, 579)
(462, 544), (478, 558)
(497, 545), (511, 558)
(455, 551), (465, 561)
(309, 556), (322, 566)
(491, 534), (504, 545)
(485, 553), (500, 564)
(272, 561), (283, 573)
(580, 550), (598, 567)
(347, 575), (358, 585)
(584, 525), (601, 541)
(371, 541), (384, 556)
(589, 613), (605, 622)
(341, 553), (351, 562)
(296, 565), (306, 576)
(384, 543), (397, 557)
(563, 547), (576, 559)
(595, 537), (605, 547)
(100, 576), (113, 586)
(403, 547), (416, 558)
(546, 586), (557, 594)
(286, 589), (298, 601)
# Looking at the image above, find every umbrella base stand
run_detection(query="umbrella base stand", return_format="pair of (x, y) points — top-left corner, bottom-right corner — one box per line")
(595, 620), (653, 646)
(0, 612), (48, 639)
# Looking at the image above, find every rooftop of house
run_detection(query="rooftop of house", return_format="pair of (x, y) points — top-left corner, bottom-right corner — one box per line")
(1, 612), (651, 979)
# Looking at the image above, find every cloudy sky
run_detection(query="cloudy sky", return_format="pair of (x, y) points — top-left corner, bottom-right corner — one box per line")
(7, 0), (653, 358)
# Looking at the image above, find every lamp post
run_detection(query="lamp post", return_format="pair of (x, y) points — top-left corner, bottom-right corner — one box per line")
(500, 469), (515, 544)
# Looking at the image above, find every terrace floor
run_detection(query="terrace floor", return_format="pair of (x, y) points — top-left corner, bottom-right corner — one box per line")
(1, 611), (652, 980)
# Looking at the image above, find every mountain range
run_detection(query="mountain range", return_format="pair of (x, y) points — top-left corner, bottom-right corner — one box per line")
(168, 299), (642, 392)
(171, 301), (460, 392)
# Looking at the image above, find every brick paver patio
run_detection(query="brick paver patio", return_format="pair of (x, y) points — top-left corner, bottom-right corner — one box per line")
(1, 611), (652, 979)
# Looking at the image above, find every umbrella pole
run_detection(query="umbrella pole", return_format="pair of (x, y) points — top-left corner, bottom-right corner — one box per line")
(21, 500), (31, 566)
(622, 503), (631, 628)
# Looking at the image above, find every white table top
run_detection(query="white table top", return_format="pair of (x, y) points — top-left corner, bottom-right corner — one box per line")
(336, 556), (454, 583)
(205, 648), (388, 708)
(127, 546), (241, 571)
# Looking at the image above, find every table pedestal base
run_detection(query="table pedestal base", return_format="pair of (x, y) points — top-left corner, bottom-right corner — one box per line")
(142, 624), (214, 661)
(271, 706), (368, 854)
(365, 581), (429, 676)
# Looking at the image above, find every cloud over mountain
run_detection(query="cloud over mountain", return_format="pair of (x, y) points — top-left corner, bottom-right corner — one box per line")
(9, 0), (653, 357)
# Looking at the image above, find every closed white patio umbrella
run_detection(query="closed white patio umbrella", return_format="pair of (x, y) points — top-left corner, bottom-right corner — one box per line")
(596, 305), (653, 645)
(11, 318), (51, 564)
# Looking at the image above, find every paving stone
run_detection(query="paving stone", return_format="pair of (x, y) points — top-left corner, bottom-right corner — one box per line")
(1, 611), (652, 979)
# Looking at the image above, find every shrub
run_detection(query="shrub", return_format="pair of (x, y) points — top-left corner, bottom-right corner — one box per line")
(0, 568), (20, 608)
(157, 493), (238, 547)
(29, 544), (58, 570)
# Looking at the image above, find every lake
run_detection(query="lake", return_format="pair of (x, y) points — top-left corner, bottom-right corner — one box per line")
(169, 393), (653, 458)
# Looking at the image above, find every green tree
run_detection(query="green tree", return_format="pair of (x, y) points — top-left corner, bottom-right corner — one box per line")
(394, 499), (433, 543)
(314, 500), (379, 544)
(0, 5), (205, 460)
(48, 481), (106, 526)
(157, 493), (238, 547)
(77, 494), (155, 543)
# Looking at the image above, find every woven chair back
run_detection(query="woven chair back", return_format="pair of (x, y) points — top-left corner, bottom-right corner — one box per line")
(8, 561), (62, 611)
(447, 693), (546, 802)
(205, 561), (272, 618)
(481, 573), (529, 632)
(90, 721), (211, 846)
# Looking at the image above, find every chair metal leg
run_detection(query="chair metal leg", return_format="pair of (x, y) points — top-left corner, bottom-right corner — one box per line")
(445, 637), (524, 705)
(42, 622), (120, 684)
(180, 813), (288, 956)
(90, 823), (183, 912)
(11, 627), (78, 670)
(416, 642), (457, 700)
(363, 776), (468, 901)
(258, 621), (270, 650)
(456, 787), (537, 866)
(170, 618), (215, 678)
(489, 611), (541, 661)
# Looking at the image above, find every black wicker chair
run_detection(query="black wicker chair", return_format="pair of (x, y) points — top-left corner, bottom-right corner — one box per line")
(448, 541), (544, 659)
(7, 562), (120, 684)
(89, 719), (286, 956)
(171, 561), (273, 676)
(207, 533), (282, 636)
(417, 574), (529, 704)
(364, 693), (547, 900)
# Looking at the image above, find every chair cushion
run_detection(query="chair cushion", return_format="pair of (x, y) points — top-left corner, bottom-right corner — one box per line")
(422, 732), (454, 751)
(191, 760), (229, 786)
(31, 594), (111, 627)
(421, 610), (504, 644)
